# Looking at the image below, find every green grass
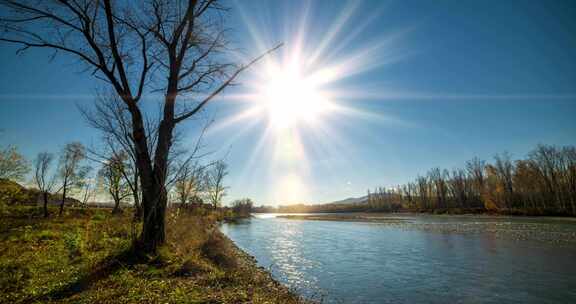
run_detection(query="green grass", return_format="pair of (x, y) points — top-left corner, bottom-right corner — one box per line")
(0, 206), (305, 304)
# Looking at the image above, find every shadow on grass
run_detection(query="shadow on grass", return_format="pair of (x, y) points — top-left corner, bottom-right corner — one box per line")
(27, 247), (149, 303)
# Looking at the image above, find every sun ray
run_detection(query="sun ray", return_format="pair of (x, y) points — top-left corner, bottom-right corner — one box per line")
(214, 1), (419, 204)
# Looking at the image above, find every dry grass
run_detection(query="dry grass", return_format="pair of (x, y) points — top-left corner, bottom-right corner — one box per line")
(0, 206), (307, 304)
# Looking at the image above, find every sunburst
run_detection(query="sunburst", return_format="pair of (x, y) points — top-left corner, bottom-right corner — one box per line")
(207, 1), (410, 204)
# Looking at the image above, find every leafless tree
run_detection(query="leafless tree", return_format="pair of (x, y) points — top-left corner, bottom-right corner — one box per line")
(448, 168), (469, 208)
(493, 152), (515, 209)
(0, 145), (30, 181)
(81, 94), (150, 219)
(98, 151), (131, 214)
(466, 157), (486, 207)
(0, 0), (280, 252)
(79, 173), (97, 207)
(173, 160), (205, 207)
(231, 198), (253, 217)
(33, 152), (56, 217)
(206, 160), (228, 208)
(56, 142), (88, 216)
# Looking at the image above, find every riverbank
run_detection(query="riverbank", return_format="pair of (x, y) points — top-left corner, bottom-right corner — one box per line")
(277, 212), (576, 223)
(277, 214), (409, 223)
(0, 206), (305, 303)
(267, 205), (576, 218)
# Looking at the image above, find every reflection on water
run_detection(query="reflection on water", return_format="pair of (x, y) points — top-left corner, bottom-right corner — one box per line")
(221, 214), (576, 303)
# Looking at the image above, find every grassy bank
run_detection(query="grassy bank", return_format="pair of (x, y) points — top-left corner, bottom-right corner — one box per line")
(0, 206), (304, 304)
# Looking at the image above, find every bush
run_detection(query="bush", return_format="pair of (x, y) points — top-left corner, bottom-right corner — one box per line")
(37, 230), (59, 241)
(201, 232), (237, 270)
(92, 211), (107, 221)
(0, 263), (30, 293)
(63, 230), (83, 257)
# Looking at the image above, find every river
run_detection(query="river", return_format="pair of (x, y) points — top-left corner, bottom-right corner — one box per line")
(220, 213), (576, 303)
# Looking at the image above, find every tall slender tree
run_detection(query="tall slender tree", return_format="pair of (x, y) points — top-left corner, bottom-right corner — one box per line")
(99, 152), (131, 214)
(33, 152), (56, 217)
(57, 143), (87, 216)
(206, 160), (228, 208)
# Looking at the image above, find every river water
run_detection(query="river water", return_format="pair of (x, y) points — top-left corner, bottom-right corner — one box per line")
(220, 213), (576, 303)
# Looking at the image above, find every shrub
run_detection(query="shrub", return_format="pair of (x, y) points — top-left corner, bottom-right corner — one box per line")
(0, 263), (30, 292)
(63, 230), (83, 257)
(92, 212), (107, 221)
(201, 232), (237, 270)
(175, 258), (213, 277)
(37, 230), (59, 241)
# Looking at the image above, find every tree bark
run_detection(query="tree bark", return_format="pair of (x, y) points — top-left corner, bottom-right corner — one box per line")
(139, 183), (167, 253)
(123, 101), (168, 253)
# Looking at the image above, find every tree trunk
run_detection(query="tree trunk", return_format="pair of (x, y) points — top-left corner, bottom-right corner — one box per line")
(133, 190), (142, 220)
(139, 183), (167, 253)
(112, 198), (122, 214)
(132, 169), (142, 220)
(59, 186), (66, 216)
(125, 102), (166, 254)
(43, 191), (49, 218)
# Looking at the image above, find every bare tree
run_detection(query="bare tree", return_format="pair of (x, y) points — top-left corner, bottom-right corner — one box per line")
(447, 168), (470, 208)
(0, 0), (280, 253)
(79, 173), (97, 207)
(173, 161), (205, 207)
(231, 198), (253, 217)
(81, 94), (149, 219)
(98, 151), (131, 214)
(466, 157), (486, 208)
(33, 152), (56, 217)
(494, 152), (515, 209)
(206, 160), (228, 208)
(57, 142), (88, 216)
(0, 145), (30, 181)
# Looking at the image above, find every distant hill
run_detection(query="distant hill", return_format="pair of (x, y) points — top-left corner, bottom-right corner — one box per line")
(329, 195), (367, 205)
(0, 178), (80, 206)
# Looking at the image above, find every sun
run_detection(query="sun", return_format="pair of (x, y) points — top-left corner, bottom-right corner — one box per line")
(258, 62), (334, 130)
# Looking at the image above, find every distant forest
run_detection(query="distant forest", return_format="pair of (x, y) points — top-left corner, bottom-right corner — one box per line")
(254, 144), (576, 216)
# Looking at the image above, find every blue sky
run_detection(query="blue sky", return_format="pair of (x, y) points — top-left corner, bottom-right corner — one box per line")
(1, 0), (575, 205)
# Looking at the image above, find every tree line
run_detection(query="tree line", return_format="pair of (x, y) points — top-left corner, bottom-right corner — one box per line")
(363, 144), (576, 216)
(0, 142), (236, 218)
(253, 144), (576, 216)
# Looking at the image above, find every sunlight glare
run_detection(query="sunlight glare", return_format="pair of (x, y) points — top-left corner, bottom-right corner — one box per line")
(212, 1), (410, 205)
(260, 63), (333, 130)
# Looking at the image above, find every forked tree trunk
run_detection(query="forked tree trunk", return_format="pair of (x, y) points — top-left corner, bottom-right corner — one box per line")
(127, 103), (171, 254)
(139, 122), (173, 253)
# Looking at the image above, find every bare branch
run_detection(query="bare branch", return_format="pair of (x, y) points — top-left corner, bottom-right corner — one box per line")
(174, 43), (283, 123)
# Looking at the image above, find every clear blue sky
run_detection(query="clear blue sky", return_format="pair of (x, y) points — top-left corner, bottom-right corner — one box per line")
(1, 0), (575, 205)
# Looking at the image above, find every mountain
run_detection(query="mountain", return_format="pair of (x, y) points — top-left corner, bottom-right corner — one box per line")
(329, 195), (368, 205)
